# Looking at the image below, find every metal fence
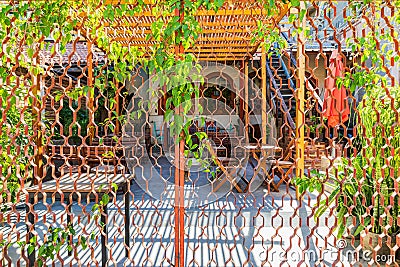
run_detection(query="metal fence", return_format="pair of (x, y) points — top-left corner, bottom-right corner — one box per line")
(0, 1), (399, 266)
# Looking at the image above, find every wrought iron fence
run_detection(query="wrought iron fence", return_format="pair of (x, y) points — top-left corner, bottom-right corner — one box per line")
(0, 0), (399, 266)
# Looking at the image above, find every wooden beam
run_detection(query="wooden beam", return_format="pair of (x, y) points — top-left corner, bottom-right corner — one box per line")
(120, 42), (256, 49)
(114, 78), (121, 135)
(238, 60), (244, 136)
(106, 28), (257, 35)
(191, 52), (247, 57)
(79, 0), (291, 55)
(109, 36), (254, 42)
(186, 48), (253, 53)
(100, 2), (289, 29)
(104, 20), (274, 28)
(196, 57), (247, 61)
(32, 55), (43, 185)
(295, 2), (306, 200)
(174, 4), (185, 267)
(101, 7), (279, 17)
(87, 40), (94, 144)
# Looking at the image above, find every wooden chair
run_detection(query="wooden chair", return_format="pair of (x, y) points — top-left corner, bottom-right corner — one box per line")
(273, 160), (295, 188)
(81, 146), (124, 174)
(47, 145), (81, 176)
(272, 142), (295, 188)
(271, 141), (327, 188)
(304, 142), (327, 169)
(203, 140), (243, 193)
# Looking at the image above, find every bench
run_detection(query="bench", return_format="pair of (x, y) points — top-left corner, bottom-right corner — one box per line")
(25, 173), (131, 267)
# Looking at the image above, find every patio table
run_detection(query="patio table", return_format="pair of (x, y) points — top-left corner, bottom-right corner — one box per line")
(25, 172), (131, 267)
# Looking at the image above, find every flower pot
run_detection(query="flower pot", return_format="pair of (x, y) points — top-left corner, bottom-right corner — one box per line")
(361, 231), (399, 261)
(333, 143), (343, 158)
(342, 217), (361, 240)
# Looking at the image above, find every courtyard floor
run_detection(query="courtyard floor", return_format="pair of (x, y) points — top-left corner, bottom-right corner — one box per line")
(1, 158), (368, 266)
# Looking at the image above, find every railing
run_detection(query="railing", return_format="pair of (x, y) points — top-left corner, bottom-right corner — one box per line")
(265, 61), (296, 130)
(281, 32), (324, 108)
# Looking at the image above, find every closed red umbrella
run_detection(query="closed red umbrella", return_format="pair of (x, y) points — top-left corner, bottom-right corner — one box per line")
(323, 49), (350, 127)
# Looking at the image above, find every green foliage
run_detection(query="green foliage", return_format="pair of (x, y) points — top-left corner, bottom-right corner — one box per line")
(0, 224), (91, 267)
(358, 85), (400, 234)
(0, 0), (84, 205)
(341, 1), (400, 235)
(295, 85), (400, 236)
(29, 225), (77, 267)
(295, 0), (400, 239)
(0, 1), (77, 71)
(55, 99), (89, 140)
(0, 85), (33, 204)
(294, 156), (375, 238)
(341, 1), (400, 94)
(91, 182), (118, 227)
(308, 116), (320, 135)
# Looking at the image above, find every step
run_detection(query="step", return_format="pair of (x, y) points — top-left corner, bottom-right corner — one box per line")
(279, 92), (292, 97)
(275, 90), (290, 95)
(271, 77), (288, 82)
(273, 69), (286, 74)
(279, 85), (292, 89)
(280, 94), (293, 98)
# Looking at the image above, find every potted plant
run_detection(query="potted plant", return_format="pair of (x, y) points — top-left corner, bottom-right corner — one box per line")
(295, 156), (370, 237)
(295, 85), (400, 261)
(357, 85), (400, 259)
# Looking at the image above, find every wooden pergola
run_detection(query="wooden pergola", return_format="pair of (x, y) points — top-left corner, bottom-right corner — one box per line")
(31, 1), (306, 190)
(32, 1), (306, 189)
(91, 0), (305, 183)
(102, 1), (289, 60)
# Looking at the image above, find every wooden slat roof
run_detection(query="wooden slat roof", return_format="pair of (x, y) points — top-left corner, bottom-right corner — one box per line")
(100, 0), (289, 60)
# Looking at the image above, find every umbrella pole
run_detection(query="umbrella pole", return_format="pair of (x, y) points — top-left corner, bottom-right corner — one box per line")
(295, 3), (306, 200)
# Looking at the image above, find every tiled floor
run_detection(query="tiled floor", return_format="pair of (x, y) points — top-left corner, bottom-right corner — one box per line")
(0, 158), (371, 266)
